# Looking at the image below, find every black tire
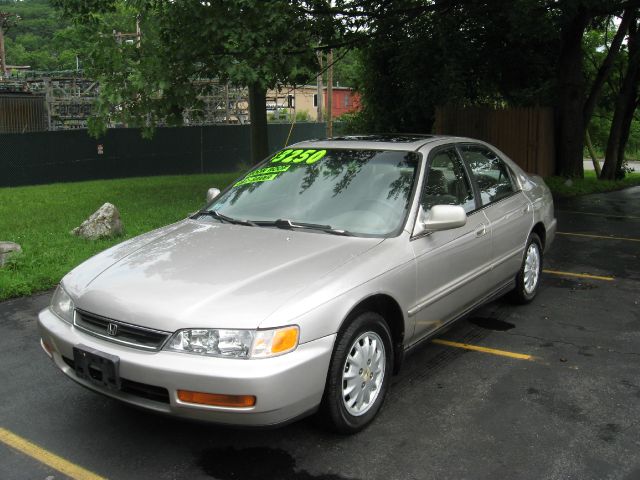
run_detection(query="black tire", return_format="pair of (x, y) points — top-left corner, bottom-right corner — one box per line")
(510, 232), (543, 304)
(319, 311), (393, 434)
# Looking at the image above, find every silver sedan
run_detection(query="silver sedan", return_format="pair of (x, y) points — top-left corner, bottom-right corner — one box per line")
(38, 135), (556, 433)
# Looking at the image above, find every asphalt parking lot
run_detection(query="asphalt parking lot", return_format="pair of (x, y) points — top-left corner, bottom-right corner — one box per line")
(1, 187), (639, 480)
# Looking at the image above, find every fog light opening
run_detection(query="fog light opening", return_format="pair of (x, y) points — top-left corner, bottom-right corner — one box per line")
(177, 390), (256, 408)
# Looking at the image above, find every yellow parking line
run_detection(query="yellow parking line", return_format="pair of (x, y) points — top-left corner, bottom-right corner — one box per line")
(432, 339), (534, 361)
(0, 427), (106, 480)
(542, 269), (614, 281)
(557, 231), (640, 242)
(559, 210), (640, 220)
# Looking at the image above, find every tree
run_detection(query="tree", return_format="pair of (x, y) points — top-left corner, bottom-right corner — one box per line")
(38, 0), (640, 177)
(552, 0), (640, 178)
(583, 10), (633, 130)
(53, 0), (331, 162)
(0, 0), (76, 71)
(601, 14), (640, 179)
(349, 0), (639, 178)
(354, 0), (558, 132)
(582, 11), (640, 179)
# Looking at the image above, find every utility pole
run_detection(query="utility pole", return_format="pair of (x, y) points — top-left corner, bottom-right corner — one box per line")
(0, 21), (5, 77)
(114, 15), (141, 47)
(327, 49), (333, 137)
(135, 15), (141, 48)
(316, 51), (323, 123)
(0, 12), (14, 77)
(225, 83), (231, 124)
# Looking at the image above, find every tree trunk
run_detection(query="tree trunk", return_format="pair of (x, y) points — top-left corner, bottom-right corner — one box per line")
(248, 82), (269, 164)
(585, 129), (602, 177)
(0, 25), (6, 76)
(556, 9), (590, 178)
(616, 95), (639, 171)
(601, 20), (640, 180)
(583, 8), (633, 126)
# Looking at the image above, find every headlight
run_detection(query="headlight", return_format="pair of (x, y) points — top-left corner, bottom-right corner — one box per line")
(164, 325), (299, 359)
(51, 284), (75, 324)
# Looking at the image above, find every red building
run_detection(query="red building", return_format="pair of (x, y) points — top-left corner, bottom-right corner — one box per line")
(324, 87), (361, 118)
(267, 85), (361, 121)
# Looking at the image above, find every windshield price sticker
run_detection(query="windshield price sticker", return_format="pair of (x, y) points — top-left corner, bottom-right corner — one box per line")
(234, 150), (327, 187)
(234, 173), (278, 187)
(233, 165), (291, 187)
(251, 165), (291, 175)
(271, 149), (327, 164)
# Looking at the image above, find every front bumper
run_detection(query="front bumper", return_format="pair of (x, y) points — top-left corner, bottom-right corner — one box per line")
(37, 307), (335, 426)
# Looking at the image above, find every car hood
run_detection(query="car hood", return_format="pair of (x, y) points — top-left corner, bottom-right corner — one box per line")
(64, 219), (383, 332)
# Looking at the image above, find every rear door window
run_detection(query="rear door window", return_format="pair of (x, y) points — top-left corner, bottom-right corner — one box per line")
(459, 145), (515, 205)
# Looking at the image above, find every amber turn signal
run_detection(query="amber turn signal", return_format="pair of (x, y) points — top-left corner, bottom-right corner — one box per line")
(271, 327), (299, 354)
(177, 390), (256, 408)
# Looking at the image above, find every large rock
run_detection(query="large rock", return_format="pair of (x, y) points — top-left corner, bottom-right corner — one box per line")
(0, 241), (22, 267)
(72, 203), (123, 240)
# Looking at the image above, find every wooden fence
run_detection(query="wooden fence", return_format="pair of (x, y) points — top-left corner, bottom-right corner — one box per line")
(434, 106), (555, 177)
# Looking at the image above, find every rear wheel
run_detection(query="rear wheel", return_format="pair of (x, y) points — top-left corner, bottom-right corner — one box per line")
(511, 232), (543, 304)
(320, 311), (393, 434)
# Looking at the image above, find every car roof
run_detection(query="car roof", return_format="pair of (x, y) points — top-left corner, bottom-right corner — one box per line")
(290, 134), (476, 152)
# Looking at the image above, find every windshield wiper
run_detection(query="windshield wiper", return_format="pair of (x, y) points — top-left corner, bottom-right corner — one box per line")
(192, 210), (256, 226)
(252, 219), (353, 236)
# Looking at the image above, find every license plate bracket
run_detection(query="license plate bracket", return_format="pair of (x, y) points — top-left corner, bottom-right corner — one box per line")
(73, 345), (121, 390)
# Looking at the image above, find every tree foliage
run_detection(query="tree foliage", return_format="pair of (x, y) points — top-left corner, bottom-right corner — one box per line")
(351, 0), (558, 132)
(5, 0), (640, 178)
(0, 0), (77, 70)
(48, 0), (348, 162)
(50, 0), (330, 137)
(584, 19), (640, 166)
(350, 0), (640, 178)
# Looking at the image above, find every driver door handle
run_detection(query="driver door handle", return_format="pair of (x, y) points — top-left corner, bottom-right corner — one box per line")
(475, 224), (488, 237)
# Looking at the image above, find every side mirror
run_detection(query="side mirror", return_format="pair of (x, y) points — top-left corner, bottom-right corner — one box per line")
(206, 188), (221, 203)
(414, 204), (467, 236)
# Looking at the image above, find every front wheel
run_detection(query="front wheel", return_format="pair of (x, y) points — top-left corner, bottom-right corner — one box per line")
(510, 232), (543, 304)
(320, 311), (393, 434)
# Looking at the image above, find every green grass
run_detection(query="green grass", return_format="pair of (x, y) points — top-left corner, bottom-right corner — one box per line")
(545, 171), (640, 197)
(0, 173), (240, 301)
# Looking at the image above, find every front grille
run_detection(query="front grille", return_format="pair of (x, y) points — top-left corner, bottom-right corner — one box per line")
(62, 356), (170, 404)
(74, 309), (171, 351)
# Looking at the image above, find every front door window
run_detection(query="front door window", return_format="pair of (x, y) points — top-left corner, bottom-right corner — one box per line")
(421, 148), (475, 213)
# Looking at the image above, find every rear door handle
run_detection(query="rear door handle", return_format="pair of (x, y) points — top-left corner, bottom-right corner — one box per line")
(475, 224), (487, 237)
(523, 204), (532, 214)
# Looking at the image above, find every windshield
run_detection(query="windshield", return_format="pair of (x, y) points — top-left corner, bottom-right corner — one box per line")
(208, 148), (419, 236)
